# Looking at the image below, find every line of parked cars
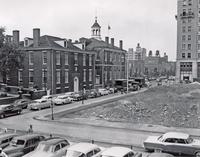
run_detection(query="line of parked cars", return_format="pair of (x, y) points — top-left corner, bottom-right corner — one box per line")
(1, 128), (196, 157)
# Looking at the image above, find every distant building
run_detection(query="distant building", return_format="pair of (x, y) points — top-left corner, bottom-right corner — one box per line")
(144, 52), (175, 77)
(8, 29), (95, 94)
(176, 0), (199, 82)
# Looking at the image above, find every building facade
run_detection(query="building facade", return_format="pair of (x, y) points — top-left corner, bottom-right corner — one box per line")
(74, 18), (126, 88)
(9, 29), (95, 94)
(176, 0), (200, 82)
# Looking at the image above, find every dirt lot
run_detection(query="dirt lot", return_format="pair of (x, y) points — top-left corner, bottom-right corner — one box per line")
(62, 83), (200, 128)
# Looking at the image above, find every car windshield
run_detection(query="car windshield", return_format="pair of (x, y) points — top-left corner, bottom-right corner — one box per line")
(66, 150), (84, 157)
(158, 135), (163, 141)
(11, 139), (25, 146)
(35, 143), (53, 153)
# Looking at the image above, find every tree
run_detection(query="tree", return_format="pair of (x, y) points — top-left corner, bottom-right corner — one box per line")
(0, 27), (24, 84)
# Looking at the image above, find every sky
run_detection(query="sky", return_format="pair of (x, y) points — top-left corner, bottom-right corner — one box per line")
(0, 0), (177, 61)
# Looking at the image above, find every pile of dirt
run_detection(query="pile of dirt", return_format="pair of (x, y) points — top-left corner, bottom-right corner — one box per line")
(66, 84), (200, 128)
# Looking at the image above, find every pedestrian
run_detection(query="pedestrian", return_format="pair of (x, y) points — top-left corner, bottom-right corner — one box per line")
(0, 147), (8, 157)
(27, 125), (33, 133)
(49, 134), (53, 138)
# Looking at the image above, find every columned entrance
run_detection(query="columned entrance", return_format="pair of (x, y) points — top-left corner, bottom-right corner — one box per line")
(74, 77), (79, 92)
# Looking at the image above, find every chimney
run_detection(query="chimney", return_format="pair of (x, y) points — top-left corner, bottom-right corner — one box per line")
(33, 28), (40, 47)
(111, 38), (114, 46)
(105, 37), (109, 44)
(119, 40), (123, 49)
(13, 30), (19, 47)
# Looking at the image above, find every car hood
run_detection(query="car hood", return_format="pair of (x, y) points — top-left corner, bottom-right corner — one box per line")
(144, 136), (159, 143)
(4, 145), (23, 154)
(23, 151), (54, 157)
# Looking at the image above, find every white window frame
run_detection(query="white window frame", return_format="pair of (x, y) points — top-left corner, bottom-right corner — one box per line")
(65, 69), (69, 83)
(18, 69), (23, 82)
(56, 51), (61, 65)
(29, 51), (34, 65)
(29, 69), (34, 84)
(56, 69), (61, 84)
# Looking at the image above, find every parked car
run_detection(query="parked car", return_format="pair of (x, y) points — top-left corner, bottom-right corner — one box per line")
(12, 99), (30, 109)
(143, 132), (200, 157)
(0, 133), (18, 149)
(71, 92), (86, 101)
(4, 134), (45, 157)
(23, 137), (70, 157)
(64, 143), (103, 157)
(100, 147), (142, 157)
(0, 104), (22, 119)
(87, 89), (101, 98)
(98, 88), (109, 96)
(147, 153), (174, 157)
(0, 91), (7, 97)
(53, 95), (73, 105)
(41, 95), (54, 100)
(29, 99), (51, 110)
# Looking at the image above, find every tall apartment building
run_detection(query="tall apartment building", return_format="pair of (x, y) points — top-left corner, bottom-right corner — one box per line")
(176, 0), (200, 82)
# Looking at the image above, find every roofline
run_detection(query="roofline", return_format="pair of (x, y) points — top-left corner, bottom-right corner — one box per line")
(18, 47), (96, 55)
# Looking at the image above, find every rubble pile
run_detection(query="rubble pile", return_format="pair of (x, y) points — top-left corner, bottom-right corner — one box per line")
(68, 83), (200, 128)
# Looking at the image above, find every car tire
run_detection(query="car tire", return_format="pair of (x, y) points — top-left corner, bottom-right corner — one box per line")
(195, 152), (200, 157)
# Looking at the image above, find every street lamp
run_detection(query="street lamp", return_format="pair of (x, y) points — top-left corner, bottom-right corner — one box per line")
(51, 98), (54, 120)
(126, 52), (129, 94)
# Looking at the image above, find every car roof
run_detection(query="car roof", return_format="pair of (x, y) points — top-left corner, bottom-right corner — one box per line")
(0, 133), (17, 139)
(101, 147), (132, 157)
(148, 153), (174, 157)
(163, 132), (189, 140)
(68, 143), (99, 154)
(13, 134), (43, 140)
(40, 138), (67, 145)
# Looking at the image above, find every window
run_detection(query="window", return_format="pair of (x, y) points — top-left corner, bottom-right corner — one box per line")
(54, 144), (61, 152)
(182, 53), (186, 58)
(110, 53), (112, 62)
(183, 0), (187, 5)
(198, 53), (200, 58)
(198, 35), (200, 41)
(29, 70), (34, 83)
(188, 0), (192, 5)
(105, 52), (107, 62)
(25, 39), (28, 47)
(42, 51), (47, 64)
(182, 44), (186, 50)
(198, 44), (200, 50)
(182, 26), (186, 33)
(188, 53), (191, 58)
(188, 26), (191, 32)
(74, 53), (78, 65)
(65, 69), (69, 83)
(65, 53), (68, 65)
(83, 69), (86, 82)
(188, 44), (191, 50)
(29, 52), (34, 65)
(56, 70), (61, 84)
(83, 54), (86, 66)
(182, 19), (186, 24)
(89, 69), (92, 81)
(18, 70), (22, 82)
(64, 40), (67, 48)
(89, 55), (92, 66)
(182, 35), (186, 41)
(188, 18), (192, 23)
(56, 52), (61, 65)
(42, 69), (47, 83)
(110, 71), (112, 80)
(188, 35), (191, 41)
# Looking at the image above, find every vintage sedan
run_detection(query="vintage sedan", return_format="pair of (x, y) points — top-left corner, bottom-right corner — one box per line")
(53, 95), (73, 105)
(144, 132), (200, 157)
(0, 104), (22, 118)
(0, 133), (18, 149)
(23, 137), (70, 157)
(64, 143), (103, 157)
(29, 99), (51, 110)
(100, 147), (142, 157)
(13, 99), (30, 109)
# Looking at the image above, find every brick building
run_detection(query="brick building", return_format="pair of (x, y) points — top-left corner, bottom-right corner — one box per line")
(9, 29), (95, 94)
